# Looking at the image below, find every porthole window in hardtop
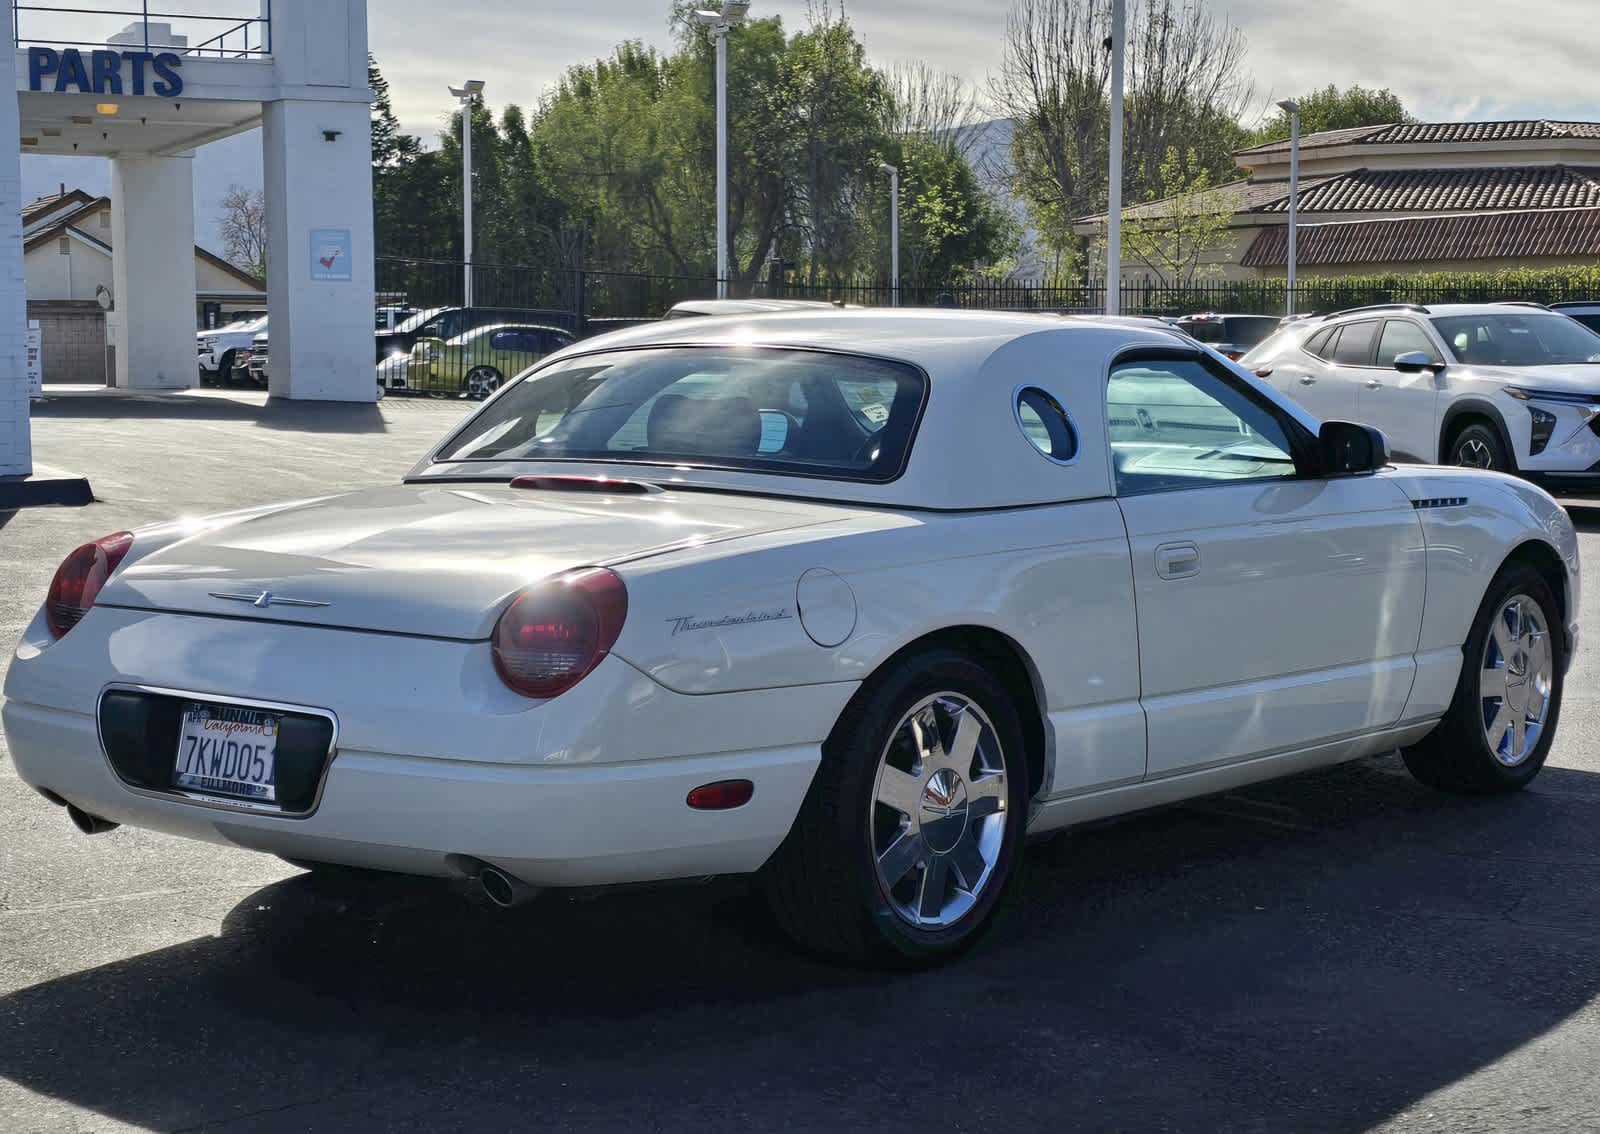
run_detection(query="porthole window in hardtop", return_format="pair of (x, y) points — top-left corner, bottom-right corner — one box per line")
(1015, 387), (1079, 463)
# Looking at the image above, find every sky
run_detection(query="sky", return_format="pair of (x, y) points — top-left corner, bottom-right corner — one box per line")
(368, 0), (1599, 141)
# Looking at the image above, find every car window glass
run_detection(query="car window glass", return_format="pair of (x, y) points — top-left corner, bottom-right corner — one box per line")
(1107, 357), (1299, 496)
(437, 348), (925, 483)
(1378, 321), (1440, 366)
(1431, 313), (1600, 365)
(1015, 387), (1078, 463)
(1224, 319), (1277, 349)
(1305, 326), (1335, 359)
(1330, 321), (1379, 365)
(489, 330), (516, 351)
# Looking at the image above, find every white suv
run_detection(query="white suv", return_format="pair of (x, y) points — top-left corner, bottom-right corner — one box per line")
(1242, 302), (1600, 479)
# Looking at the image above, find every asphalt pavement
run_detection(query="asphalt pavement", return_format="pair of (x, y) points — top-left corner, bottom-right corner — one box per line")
(4, 389), (1600, 1133)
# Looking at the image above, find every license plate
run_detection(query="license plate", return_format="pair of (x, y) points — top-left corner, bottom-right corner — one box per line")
(173, 703), (280, 802)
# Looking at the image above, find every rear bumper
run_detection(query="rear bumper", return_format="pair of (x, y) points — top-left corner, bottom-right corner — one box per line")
(3, 698), (819, 885)
(3, 605), (854, 886)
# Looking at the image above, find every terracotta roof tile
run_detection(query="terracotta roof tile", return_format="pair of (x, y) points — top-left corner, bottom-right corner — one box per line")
(1241, 208), (1600, 268)
(1238, 119), (1600, 157)
(1252, 165), (1600, 214)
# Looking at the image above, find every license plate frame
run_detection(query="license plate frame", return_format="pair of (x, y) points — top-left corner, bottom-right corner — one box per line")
(172, 702), (281, 804)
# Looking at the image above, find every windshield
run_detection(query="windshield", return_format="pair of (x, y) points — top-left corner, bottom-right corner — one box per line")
(1431, 314), (1600, 366)
(393, 307), (446, 335)
(434, 346), (926, 482)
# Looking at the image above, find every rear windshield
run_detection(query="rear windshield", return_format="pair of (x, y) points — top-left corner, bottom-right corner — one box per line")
(434, 346), (926, 482)
(1432, 314), (1600, 366)
(1177, 317), (1276, 347)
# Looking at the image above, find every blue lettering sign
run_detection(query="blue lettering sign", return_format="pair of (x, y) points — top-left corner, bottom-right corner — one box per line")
(25, 46), (181, 97)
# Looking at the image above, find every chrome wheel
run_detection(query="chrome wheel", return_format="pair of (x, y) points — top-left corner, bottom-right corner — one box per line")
(1455, 437), (1494, 469)
(463, 367), (502, 400)
(1480, 593), (1554, 766)
(870, 693), (1008, 930)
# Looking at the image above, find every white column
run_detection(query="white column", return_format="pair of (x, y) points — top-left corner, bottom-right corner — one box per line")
(109, 154), (197, 389)
(0, 86), (29, 477)
(262, 98), (376, 401)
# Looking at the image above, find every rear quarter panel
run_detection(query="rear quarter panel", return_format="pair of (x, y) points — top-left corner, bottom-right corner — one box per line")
(611, 499), (1146, 797)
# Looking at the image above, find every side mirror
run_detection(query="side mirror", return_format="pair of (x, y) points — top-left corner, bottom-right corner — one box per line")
(1393, 351), (1443, 374)
(1318, 420), (1390, 476)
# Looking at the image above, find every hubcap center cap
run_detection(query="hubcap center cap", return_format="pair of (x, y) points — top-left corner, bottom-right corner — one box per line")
(919, 768), (969, 853)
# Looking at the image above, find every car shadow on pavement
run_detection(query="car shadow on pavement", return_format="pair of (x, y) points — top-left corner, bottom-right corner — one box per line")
(3, 754), (1600, 1131)
(30, 393), (392, 435)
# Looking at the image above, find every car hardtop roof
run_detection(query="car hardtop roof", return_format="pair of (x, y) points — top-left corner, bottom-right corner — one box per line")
(543, 306), (1197, 376)
(667, 297), (845, 316)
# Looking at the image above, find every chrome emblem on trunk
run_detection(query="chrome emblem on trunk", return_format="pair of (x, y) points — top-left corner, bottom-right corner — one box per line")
(209, 590), (331, 609)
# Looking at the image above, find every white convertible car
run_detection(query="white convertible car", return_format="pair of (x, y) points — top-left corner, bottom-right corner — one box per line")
(2, 311), (1579, 965)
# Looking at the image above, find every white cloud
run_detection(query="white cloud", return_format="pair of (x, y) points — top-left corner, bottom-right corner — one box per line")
(368, 0), (1595, 139)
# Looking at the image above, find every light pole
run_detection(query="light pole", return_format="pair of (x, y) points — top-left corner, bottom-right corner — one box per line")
(694, 2), (751, 299)
(881, 163), (900, 306)
(1105, 0), (1125, 315)
(1277, 98), (1300, 316)
(449, 79), (486, 307)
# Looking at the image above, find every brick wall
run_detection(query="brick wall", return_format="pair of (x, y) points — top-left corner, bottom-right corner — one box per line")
(27, 301), (108, 385)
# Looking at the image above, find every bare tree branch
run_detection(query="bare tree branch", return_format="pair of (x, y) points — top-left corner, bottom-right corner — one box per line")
(218, 185), (267, 277)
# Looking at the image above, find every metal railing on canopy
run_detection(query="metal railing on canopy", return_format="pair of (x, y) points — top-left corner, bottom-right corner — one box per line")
(13, 3), (272, 59)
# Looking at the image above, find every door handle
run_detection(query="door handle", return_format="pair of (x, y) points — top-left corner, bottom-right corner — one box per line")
(1298, 375), (1316, 385)
(1155, 541), (1201, 580)
(1365, 379), (1383, 389)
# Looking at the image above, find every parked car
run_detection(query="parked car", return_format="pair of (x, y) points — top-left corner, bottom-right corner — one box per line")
(196, 316), (267, 386)
(241, 331), (269, 388)
(375, 305), (419, 332)
(375, 306), (574, 363)
(664, 298), (842, 318)
(3, 311), (1577, 966)
(1550, 301), (1600, 335)
(1171, 313), (1280, 360)
(1243, 301), (1600, 478)
(398, 323), (574, 399)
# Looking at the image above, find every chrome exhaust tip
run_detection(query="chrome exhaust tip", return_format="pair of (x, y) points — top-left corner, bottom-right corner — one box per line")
(478, 865), (537, 908)
(66, 805), (119, 835)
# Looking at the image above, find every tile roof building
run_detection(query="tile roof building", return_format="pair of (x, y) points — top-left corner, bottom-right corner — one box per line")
(1076, 119), (1600, 281)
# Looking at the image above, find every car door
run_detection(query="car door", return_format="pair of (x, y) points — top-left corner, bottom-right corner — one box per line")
(1314, 318), (1383, 422)
(1107, 349), (1427, 779)
(1359, 319), (1445, 462)
(1272, 322), (1360, 423)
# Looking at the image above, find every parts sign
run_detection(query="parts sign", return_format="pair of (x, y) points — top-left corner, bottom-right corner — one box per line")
(28, 47), (183, 98)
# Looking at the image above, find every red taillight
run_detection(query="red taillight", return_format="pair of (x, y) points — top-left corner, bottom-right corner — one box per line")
(45, 531), (133, 639)
(687, 780), (754, 810)
(492, 567), (628, 698)
(1225, 350), (1244, 361)
(1254, 367), (1274, 379)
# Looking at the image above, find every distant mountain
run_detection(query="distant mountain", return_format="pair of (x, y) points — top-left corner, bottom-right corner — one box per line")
(22, 129), (263, 256)
(964, 118), (1051, 280)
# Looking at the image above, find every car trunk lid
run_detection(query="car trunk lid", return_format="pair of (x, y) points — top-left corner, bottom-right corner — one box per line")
(97, 482), (849, 640)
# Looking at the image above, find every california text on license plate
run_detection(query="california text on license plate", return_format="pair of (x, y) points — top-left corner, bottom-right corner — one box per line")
(173, 703), (280, 802)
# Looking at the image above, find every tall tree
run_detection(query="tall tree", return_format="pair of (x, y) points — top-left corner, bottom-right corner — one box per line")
(992, 0), (1253, 277)
(218, 185), (267, 276)
(1248, 84), (1414, 146)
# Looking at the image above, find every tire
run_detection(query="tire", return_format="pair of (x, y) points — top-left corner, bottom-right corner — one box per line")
(1402, 562), (1564, 794)
(462, 366), (503, 401)
(1447, 420), (1512, 472)
(217, 351), (236, 383)
(762, 649), (1030, 966)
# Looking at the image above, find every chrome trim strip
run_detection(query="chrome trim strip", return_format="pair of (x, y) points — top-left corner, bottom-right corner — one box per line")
(95, 682), (340, 820)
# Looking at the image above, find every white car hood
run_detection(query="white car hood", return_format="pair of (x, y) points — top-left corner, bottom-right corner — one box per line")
(97, 482), (851, 640)
(1454, 363), (1600, 395)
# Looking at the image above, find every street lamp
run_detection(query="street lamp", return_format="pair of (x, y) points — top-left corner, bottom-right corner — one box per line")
(1105, 0), (1125, 315)
(693, 1), (751, 299)
(881, 163), (900, 307)
(1277, 98), (1300, 316)
(449, 78), (486, 307)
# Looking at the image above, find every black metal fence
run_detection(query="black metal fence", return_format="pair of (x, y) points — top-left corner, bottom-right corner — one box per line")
(373, 254), (1600, 395)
